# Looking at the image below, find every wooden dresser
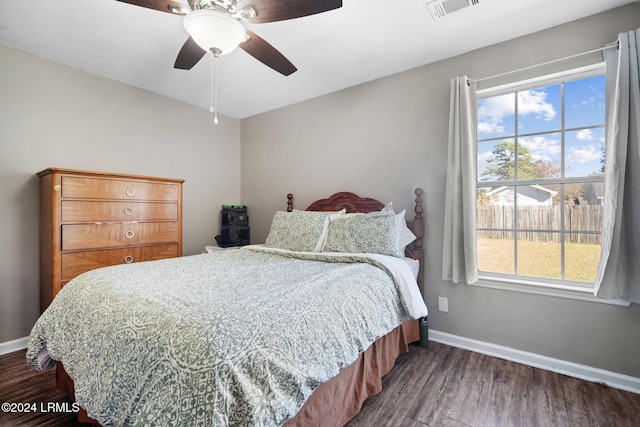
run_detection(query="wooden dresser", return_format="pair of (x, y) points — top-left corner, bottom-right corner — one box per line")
(37, 168), (184, 312)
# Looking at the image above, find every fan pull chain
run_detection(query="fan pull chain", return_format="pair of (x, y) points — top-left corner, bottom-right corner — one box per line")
(209, 48), (220, 125)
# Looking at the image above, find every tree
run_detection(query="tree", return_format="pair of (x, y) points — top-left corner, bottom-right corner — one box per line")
(481, 140), (537, 181)
(477, 188), (492, 206)
(532, 159), (560, 179)
(482, 141), (562, 181)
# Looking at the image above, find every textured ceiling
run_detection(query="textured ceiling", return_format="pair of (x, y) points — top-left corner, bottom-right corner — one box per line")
(0, 0), (635, 119)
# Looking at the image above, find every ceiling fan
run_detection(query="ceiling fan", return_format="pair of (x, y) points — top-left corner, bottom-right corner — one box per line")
(116, 0), (343, 76)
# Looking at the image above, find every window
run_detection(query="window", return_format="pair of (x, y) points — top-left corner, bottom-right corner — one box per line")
(476, 65), (605, 289)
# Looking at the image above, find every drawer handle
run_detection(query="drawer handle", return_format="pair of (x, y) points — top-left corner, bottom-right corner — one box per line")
(126, 187), (136, 197)
(125, 231), (135, 239)
(124, 207), (134, 216)
(124, 255), (134, 264)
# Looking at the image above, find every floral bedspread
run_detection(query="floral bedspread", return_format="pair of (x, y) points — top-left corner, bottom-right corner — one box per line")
(27, 247), (423, 426)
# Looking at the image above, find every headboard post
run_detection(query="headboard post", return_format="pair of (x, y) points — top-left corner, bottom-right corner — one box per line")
(412, 188), (424, 296)
(287, 194), (293, 212)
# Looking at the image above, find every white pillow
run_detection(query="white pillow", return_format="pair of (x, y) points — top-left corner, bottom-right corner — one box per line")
(395, 210), (417, 253)
(316, 209), (346, 252)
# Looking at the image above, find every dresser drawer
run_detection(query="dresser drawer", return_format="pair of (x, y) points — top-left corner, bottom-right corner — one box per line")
(61, 244), (179, 282)
(61, 176), (180, 201)
(62, 222), (179, 251)
(61, 201), (178, 222)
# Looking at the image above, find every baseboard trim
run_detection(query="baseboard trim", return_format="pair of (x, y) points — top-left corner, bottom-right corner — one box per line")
(429, 330), (640, 395)
(0, 337), (29, 356)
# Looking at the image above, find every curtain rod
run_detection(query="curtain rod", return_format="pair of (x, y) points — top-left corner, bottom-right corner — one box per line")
(468, 44), (616, 85)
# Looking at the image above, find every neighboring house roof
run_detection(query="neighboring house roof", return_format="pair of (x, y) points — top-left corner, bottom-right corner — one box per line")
(485, 185), (558, 206)
(584, 181), (605, 205)
(583, 173), (605, 205)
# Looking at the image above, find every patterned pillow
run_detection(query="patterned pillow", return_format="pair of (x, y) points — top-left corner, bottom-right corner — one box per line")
(265, 210), (330, 252)
(324, 203), (402, 257)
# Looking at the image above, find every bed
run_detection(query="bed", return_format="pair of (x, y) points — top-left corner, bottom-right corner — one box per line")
(27, 189), (428, 426)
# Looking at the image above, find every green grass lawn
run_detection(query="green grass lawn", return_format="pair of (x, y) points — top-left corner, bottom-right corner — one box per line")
(477, 238), (601, 283)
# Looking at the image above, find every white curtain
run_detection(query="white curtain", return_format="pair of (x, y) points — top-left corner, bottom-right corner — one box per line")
(594, 29), (640, 303)
(442, 76), (478, 284)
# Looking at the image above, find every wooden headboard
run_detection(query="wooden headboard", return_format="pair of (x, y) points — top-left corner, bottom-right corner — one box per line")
(286, 189), (424, 294)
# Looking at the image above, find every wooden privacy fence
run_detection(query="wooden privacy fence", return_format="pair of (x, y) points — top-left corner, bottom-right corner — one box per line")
(477, 205), (603, 244)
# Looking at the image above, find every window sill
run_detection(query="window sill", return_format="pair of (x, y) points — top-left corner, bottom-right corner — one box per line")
(472, 275), (631, 307)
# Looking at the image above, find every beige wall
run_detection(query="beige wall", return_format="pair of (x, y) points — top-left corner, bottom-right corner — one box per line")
(0, 45), (242, 344)
(241, 4), (640, 377)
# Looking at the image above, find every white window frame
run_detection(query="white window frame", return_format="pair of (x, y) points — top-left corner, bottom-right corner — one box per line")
(473, 64), (627, 306)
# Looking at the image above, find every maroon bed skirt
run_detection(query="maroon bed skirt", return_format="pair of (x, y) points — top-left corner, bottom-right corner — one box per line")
(57, 319), (419, 426)
(284, 319), (419, 426)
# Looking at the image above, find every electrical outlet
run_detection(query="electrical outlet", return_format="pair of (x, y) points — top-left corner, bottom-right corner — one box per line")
(438, 297), (449, 312)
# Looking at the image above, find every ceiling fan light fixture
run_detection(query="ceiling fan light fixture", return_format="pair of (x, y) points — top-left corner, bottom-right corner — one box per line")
(168, 4), (188, 15)
(183, 9), (246, 55)
(236, 6), (257, 20)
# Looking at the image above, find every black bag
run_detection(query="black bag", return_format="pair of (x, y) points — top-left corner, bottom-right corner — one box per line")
(215, 205), (250, 247)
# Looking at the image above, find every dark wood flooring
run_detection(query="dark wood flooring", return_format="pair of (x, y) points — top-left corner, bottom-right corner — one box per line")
(1, 342), (638, 426)
(347, 342), (640, 427)
(0, 349), (89, 427)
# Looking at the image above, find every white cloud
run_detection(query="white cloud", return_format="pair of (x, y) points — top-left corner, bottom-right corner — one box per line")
(477, 150), (494, 178)
(518, 89), (557, 121)
(576, 129), (594, 140)
(478, 150), (493, 163)
(478, 89), (556, 136)
(478, 94), (514, 119)
(478, 120), (504, 134)
(567, 144), (601, 164)
(521, 136), (560, 164)
(571, 91), (604, 109)
(477, 94), (513, 136)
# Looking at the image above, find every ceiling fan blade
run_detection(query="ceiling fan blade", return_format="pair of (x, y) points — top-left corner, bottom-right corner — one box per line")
(174, 37), (207, 70)
(115, 0), (188, 15)
(237, 0), (342, 24)
(240, 30), (297, 76)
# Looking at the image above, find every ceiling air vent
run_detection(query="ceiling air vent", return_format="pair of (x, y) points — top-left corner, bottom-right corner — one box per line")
(427, 0), (480, 20)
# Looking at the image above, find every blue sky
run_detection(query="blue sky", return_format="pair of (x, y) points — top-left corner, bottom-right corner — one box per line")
(477, 75), (606, 180)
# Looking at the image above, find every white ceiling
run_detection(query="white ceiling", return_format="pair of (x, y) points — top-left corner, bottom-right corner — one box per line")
(0, 0), (635, 119)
